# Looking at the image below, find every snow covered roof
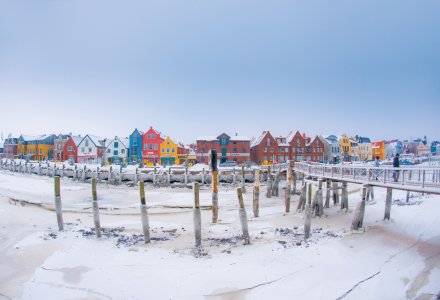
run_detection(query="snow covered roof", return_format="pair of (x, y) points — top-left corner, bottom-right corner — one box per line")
(230, 136), (250, 141)
(105, 136), (129, 148)
(80, 135), (106, 147)
(197, 136), (217, 141)
(71, 136), (83, 146)
(251, 131), (269, 147)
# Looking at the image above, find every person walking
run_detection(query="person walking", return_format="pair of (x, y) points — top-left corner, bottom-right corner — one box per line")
(393, 153), (400, 182)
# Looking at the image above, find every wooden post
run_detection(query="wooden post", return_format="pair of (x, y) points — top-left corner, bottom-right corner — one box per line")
(297, 183), (307, 212)
(332, 181), (340, 205)
(134, 167), (138, 184)
(211, 150), (219, 223)
(91, 176), (101, 238)
(139, 181), (151, 243)
(325, 179), (331, 208)
(285, 167), (291, 213)
(312, 180), (324, 217)
(370, 186), (375, 200)
(292, 171), (297, 195)
(184, 167), (188, 185)
(193, 182), (202, 247)
(232, 167), (237, 184)
(272, 171), (279, 197)
(304, 183), (312, 239)
(351, 185), (367, 230)
(118, 165), (123, 184)
(201, 168), (205, 184)
(241, 166), (246, 193)
(153, 167), (157, 185)
(266, 166), (272, 198)
(253, 168), (260, 217)
(167, 167), (171, 184)
(340, 182), (349, 211)
(406, 190), (410, 203)
(54, 176), (64, 231)
(384, 187), (392, 220)
(82, 165), (87, 182)
(237, 187), (250, 245)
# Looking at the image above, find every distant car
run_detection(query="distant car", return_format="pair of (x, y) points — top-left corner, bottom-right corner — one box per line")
(401, 159), (415, 166)
(219, 161), (237, 167)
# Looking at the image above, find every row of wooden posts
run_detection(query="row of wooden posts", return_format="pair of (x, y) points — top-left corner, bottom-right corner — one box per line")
(51, 164), (398, 248)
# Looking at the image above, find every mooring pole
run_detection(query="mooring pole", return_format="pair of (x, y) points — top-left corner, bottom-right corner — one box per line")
(54, 176), (64, 231)
(91, 175), (101, 238)
(193, 182), (202, 247)
(211, 149), (219, 223)
(253, 168), (260, 217)
(139, 181), (151, 243)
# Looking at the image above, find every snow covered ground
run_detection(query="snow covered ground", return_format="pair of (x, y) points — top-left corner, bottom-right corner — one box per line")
(0, 170), (439, 300)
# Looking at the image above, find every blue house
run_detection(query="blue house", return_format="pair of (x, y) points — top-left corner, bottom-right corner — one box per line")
(128, 128), (144, 162)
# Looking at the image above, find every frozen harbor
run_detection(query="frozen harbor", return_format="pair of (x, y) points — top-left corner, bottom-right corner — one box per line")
(0, 171), (439, 299)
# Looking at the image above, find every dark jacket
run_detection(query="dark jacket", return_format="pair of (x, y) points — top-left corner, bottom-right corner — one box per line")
(393, 156), (400, 168)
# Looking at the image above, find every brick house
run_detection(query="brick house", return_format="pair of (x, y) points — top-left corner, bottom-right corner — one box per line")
(308, 136), (325, 162)
(250, 131), (278, 164)
(287, 131), (307, 162)
(197, 133), (251, 165)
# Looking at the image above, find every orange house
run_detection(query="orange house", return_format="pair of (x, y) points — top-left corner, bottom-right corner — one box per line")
(372, 141), (386, 160)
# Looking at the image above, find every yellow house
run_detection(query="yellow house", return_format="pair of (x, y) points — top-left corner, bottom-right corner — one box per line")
(17, 134), (56, 161)
(159, 137), (179, 166)
(339, 134), (352, 161)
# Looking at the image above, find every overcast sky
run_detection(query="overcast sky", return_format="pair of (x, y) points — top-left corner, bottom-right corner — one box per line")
(1, 0), (439, 143)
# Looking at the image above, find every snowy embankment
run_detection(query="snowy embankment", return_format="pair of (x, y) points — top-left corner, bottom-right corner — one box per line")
(0, 170), (439, 300)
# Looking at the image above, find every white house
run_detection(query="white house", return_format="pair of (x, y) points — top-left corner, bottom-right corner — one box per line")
(324, 135), (340, 163)
(77, 135), (107, 164)
(104, 136), (129, 164)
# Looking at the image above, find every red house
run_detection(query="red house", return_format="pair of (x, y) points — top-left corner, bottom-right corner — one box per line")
(142, 127), (164, 165)
(196, 133), (251, 165)
(308, 136), (325, 162)
(287, 131), (307, 162)
(250, 131), (278, 164)
(62, 135), (83, 163)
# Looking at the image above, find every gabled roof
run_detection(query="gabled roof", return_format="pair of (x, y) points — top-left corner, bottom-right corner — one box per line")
(287, 131), (301, 143)
(79, 134), (106, 148)
(130, 128), (144, 137)
(251, 131), (271, 147)
(70, 136), (83, 146)
(106, 136), (129, 148)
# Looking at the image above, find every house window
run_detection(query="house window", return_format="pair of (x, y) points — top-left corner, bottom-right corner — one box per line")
(263, 156), (267, 161)
(121, 149), (125, 154)
(67, 146), (73, 151)
(114, 150), (118, 156)
(133, 140), (137, 146)
(270, 147), (274, 152)
(154, 144), (158, 150)
(292, 148), (296, 153)
(201, 148), (206, 153)
(114, 142), (118, 148)
(263, 147), (267, 152)
(39, 148), (42, 154)
(81, 147), (85, 153)
(233, 148), (237, 153)
(172, 148), (175, 153)
(167, 141), (170, 145)
(285, 148), (289, 153)
(149, 144), (153, 150)
(266, 138), (270, 146)
(85, 140), (89, 147)
(296, 139), (300, 147)
(162, 149), (164, 153)
(167, 148), (170, 153)
(107, 149), (111, 153)
(144, 144), (148, 150)
(89, 147), (92, 152)
(147, 134), (150, 139)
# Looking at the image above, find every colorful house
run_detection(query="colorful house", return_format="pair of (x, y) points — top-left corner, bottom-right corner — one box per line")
(160, 137), (179, 166)
(128, 128), (144, 163)
(372, 141), (386, 160)
(356, 136), (372, 161)
(339, 134), (352, 162)
(323, 135), (340, 163)
(104, 136), (129, 164)
(77, 135), (107, 164)
(3, 137), (18, 159)
(17, 134), (56, 161)
(142, 127), (164, 165)
(63, 135), (83, 163)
